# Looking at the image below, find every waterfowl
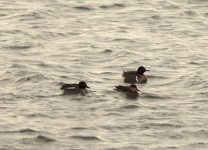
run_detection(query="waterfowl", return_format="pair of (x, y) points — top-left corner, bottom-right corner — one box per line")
(61, 81), (90, 94)
(114, 84), (140, 96)
(122, 66), (150, 83)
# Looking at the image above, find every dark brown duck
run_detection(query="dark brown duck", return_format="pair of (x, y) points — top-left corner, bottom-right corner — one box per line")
(114, 84), (140, 96)
(61, 81), (90, 94)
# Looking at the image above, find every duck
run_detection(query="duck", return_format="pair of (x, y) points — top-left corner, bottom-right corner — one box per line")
(61, 81), (90, 94)
(114, 84), (140, 96)
(122, 66), (150, 83)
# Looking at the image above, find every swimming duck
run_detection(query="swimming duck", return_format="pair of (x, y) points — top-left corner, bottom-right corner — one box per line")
(61, 81), (90, 94)
(114, 84), (140, 96)
(122, 66), (150, 83)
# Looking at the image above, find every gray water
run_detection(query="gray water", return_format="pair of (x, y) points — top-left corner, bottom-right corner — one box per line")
(1, 0), (208, 149)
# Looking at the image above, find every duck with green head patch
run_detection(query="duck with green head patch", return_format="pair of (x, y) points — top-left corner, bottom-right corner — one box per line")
(122, 66), (150, 83)
(114, 84), (140, 96)
(61, 81), (90, 94)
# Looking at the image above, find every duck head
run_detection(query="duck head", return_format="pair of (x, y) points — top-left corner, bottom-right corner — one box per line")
(137, 66), (150, 74)
(78, 81), (90, 89)
(129, 84), (140, 92)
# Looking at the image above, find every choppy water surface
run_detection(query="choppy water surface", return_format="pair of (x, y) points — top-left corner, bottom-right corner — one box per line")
(1, 0), (208, 149)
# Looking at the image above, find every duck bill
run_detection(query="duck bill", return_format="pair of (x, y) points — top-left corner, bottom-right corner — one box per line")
(145, 70), (150, 72)
(86, 85), (90, 88)
(136, 88), (140, 91)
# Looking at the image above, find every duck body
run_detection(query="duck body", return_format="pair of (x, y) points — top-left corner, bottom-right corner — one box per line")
(114, 84), (139, 96)
(122, 66), (149, 83)
(122, 71), (147, 83)
(61, 81), (89, 95)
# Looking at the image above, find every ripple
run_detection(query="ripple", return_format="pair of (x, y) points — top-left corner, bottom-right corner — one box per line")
(120, 146), (140, 150)
(182, 142), (207, 149)
(100, 124), (137, 130)
(120, 105), (139, 109)
(163, 5), (180, 9)
(143, 93), (170, 100)
(147, 123), (183, 128)
(204, 13), (208, 17)
(10, 64), (26, 69)
(189, 61), (200, 65)
(73, 6), (92, 11)
(102, 49), (113, 53)
(18, 11), (45, 20)
(0, 29), (24, 34)
(0, 14), (7, 17)
(0, 128), (38, 134)
(70, 135), (102, 141)
(26, 113), (54, 119)
(0, 107), (7, 109)
(4, 42), (34, 49)
(151, 15), (163, 20)
(104, 112), (123, 116)
(112, 38), (136, 42)
(99, 4), (125, 9)
(19, 128), (38, 133)
(37, 135), (56, 142)
(184, 11), (198, 17)
(71, 127), (88, 130)
(15, 74), (50, 83)
(155, 146), (178, 150)
(183, 129), (208, 139)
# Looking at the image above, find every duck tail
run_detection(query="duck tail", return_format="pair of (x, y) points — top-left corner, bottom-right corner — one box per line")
(60, 85), (64, 89)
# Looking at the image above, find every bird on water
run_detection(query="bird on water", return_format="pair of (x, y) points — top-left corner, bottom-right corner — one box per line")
(61, 81), (90, 94)
(122, 66), (150, 83)
(114, 84), (140, 96)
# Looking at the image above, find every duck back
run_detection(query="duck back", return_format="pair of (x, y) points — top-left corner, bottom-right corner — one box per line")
(122, 71), (137, 83)
(114, 85), (138, 96)
(61, 84), (80, 94)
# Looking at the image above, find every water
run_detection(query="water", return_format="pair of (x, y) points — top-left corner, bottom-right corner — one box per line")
(1, 0), (208, 149)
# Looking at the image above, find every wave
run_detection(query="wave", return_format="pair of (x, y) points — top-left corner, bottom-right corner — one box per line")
(0, 128), (38, 133)
(36, 135), (56, 142)
(147, 75), (168, 79)
(112, 38), (136, 43)
(102, 49), (113, 53)
(151, 15), (163, 20)
(104, 112), (123, 116)
(100, 4), (125, 9)
(26, 113), (54, 119)
(120, 146), (140, 150)
(143, 93), (171, 100)
(71, 127), (88, 130)
(146, 123), (183, 128)
(10, 63), (26, 69)
(15, 74), (50, 83)
(100, 124), (137, 130)
(204, 13), (208, 17)
(184, 11), (198, 17)
(19, 128), (38, 133)
(73, 6), (92, 11)
(182, 129), (208, 139)
(70, 135), (102, 141)
(18, 11), (46, 21)
(103, 146), (139, 150)
(154, 146), (178, 150)
(185, 142), (206, 147)
(120, 105), (139, 109)
(4, 42), (34, 49)
(163, 5), (180, 10)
